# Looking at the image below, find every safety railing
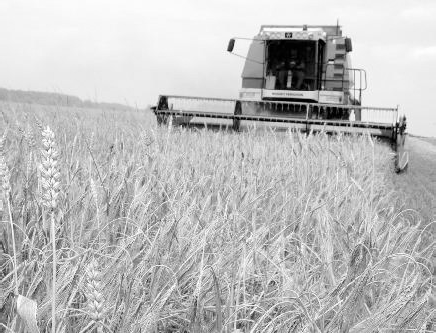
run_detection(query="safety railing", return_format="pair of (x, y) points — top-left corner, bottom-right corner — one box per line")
(321, 64), (366, 91)
(154, 95), (398, 127)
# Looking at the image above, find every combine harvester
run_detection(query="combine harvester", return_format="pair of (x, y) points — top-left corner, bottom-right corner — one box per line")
(152, 24), (408, 172)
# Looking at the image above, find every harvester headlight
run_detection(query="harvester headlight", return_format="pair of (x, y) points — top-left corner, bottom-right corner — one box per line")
(302, 32), (308, 39)
(308, 33), (313, 39)
(296, 32), (302, 39)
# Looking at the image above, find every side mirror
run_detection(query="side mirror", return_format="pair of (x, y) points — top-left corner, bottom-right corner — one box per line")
(227, 38), (235, 52)
(345, 38), (352, 52)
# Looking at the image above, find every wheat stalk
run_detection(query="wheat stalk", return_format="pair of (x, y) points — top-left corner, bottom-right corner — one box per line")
(26, 124), (37, 149)
(110, 301), (125, 332)
(89, 178), (100, 242)
(39, 126), (60, 333)
(0, 131), (19, 297)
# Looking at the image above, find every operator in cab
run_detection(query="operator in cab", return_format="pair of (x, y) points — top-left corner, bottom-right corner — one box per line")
(290, 58), (306, 90)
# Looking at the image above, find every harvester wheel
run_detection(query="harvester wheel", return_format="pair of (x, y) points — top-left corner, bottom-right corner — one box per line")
(394, 116), (408, 173)
(157, 113), (169, 125)
(233, 101), (242, 131)
(156, 96), (169, 125)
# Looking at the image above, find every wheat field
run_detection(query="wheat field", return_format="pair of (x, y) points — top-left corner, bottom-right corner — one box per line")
(0, 102), (434, 332)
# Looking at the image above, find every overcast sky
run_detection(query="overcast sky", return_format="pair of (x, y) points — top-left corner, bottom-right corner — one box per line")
(1, 0), (435, 136)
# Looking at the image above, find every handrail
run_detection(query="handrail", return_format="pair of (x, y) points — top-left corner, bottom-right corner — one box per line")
(158, 94), (237, 103)
(160, 95), (398, 112)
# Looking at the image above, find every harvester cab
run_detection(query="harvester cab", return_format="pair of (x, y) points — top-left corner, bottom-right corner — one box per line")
(236, 25), (361, 105)
(152, 24), (408, 172)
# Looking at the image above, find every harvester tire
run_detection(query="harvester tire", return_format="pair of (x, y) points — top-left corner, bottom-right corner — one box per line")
(233, 101), (242, 131)
(157, 113), (169, 125)
(157, 96), (170, 126)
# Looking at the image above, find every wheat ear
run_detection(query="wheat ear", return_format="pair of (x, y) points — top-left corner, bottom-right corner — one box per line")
(39, 126), (60, 333)
(84, 258), (105, 327)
